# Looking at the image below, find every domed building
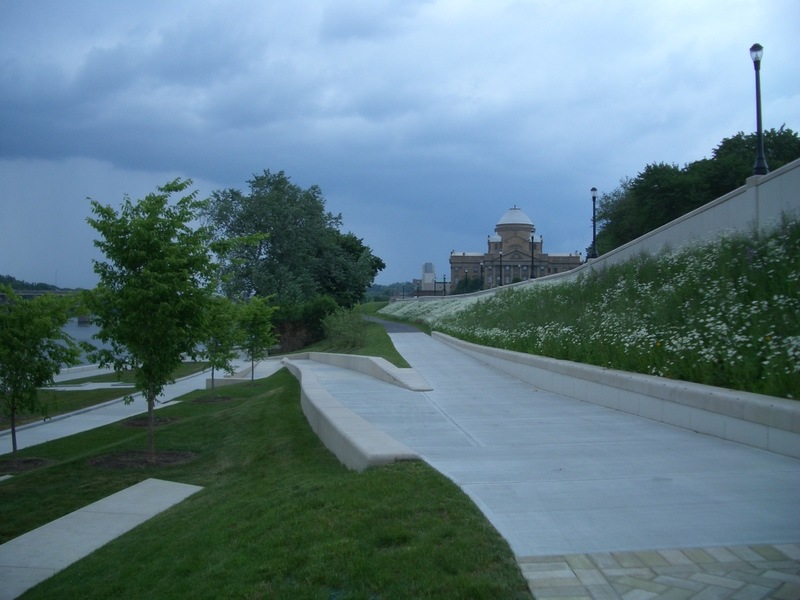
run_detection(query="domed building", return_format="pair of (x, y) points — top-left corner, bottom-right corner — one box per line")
(449, 206), (582, 291)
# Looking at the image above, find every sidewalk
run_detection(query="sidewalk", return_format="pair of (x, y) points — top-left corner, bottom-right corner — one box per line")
(1, 359), (283, 456)
(296, 330), (800, 598)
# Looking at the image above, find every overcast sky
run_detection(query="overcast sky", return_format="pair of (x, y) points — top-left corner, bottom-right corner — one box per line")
(1, 0), (798, 289)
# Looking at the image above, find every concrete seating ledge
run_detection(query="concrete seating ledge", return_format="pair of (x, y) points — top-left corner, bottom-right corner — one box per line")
(433, 332), (800, 458)
(281, 356), (420, 471)
(288, 352), (433, 391)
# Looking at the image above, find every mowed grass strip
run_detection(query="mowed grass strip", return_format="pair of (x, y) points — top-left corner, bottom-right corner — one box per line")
(1, 369), (531, 599)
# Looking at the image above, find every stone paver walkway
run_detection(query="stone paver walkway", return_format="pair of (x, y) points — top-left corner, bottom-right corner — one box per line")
(519, 544), (800, 599)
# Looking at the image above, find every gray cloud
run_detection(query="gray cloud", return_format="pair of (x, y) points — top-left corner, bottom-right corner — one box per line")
(1, 0), (799, 288)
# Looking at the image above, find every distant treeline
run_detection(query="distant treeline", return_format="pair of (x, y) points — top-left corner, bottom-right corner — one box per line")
(0, 275), (60, 291)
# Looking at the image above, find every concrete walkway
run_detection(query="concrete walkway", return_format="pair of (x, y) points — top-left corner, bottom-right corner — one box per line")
(291, 330), (800, 599)
(0, 479), (202, 600)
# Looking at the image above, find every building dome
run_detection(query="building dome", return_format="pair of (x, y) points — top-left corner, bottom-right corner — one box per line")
(497, 206), (533, 227)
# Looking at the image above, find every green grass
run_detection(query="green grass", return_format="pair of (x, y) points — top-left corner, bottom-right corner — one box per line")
(1, 371), (530, 599)
(302, 314), (412, 368)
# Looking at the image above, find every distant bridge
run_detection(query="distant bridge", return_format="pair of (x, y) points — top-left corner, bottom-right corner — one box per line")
(0, 289), (80, 304)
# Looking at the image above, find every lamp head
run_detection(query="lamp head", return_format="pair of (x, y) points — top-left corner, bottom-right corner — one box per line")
(750, 43), (763, 64)
(591, 187), (598, 201)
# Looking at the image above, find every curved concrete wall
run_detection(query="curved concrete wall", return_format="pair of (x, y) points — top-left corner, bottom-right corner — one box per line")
(282, 356), (419, 471)
(434, 332), (800, 458)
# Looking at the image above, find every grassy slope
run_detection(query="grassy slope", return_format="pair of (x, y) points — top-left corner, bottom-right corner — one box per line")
(1, 331), (530, 599)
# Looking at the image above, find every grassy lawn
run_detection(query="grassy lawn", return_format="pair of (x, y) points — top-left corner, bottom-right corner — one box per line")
(299, 317), (413, 369)
(0, 328), (530, 598)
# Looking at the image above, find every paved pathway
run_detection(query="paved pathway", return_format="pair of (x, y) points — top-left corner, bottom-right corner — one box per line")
(0, 479), (202, 600)
(297, 329), (800, 599)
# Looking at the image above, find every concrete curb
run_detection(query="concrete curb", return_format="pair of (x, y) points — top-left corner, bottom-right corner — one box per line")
(281, 357), (419, 471)
(433, 332), (800, 458)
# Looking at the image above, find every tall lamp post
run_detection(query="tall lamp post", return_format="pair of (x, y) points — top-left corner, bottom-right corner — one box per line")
(750, 43), (769, 176)
(479, 261), (484, 290)
(588, 187), (599, 259)
(498, 250), (503, 286)
(529, 237), (535, 279)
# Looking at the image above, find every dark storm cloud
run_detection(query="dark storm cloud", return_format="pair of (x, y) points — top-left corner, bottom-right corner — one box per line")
(1, 0), (799, 288)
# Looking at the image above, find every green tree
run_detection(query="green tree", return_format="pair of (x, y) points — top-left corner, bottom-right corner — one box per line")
(238, 296), (277, 382)
(204, 170), (342, 303)
(203, 170), (384, 346)
(0, 287), (85, 459)
(86, 178), (218, 462)
(203, 296), (243, 398)
(595, 127), (800, 253)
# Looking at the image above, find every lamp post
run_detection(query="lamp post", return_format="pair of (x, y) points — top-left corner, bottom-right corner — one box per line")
(750, 43), (769, 176)
(529, 237), (535, 279)
(498, 250), (503, 286)
(441, 274), (447, 296)
(480, 261), (484, 290)
(588, 187), (599, 259)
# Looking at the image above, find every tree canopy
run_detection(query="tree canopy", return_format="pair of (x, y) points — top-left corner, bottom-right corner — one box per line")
(203, 170), (385, 348)
(86, 178), (218, 460)
(595, 126), (800, 254)
(0, 287), (85, 458)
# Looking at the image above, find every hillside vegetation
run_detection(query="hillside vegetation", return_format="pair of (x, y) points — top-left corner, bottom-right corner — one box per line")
(380, 218), (800, 399)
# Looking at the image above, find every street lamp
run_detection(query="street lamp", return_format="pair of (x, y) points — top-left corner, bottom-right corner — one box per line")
(529, 236), (535, 279)
(750, 43), (769, 176)
(441, 274), (447, 296)
(479, 261), (484, 290)
(498, 250), (503, 286)
(588, 187), (599, 259)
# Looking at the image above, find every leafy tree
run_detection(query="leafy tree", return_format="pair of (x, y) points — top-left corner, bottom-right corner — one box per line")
(204, 170), (342, 303)
(451, 273), (482, 295)
(203, 296), (243, 398)
(595, 127), (800, 253)
(202, 170), (384, 345)
(238, 296), (277, 382)
(86, 178), (218, 462)
(0, 287), (85, 459)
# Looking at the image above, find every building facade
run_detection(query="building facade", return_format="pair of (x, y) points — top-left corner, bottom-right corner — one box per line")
(449, 206), (582, 291)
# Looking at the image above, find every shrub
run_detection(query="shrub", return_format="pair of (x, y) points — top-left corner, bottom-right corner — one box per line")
(322, 308), (368, 350)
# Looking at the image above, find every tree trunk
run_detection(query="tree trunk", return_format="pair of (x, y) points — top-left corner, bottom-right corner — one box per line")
(211, 365), (216, 399)
(147, 388), (155, 463)
(10, 408), (17, 462)
(251, 357), (255, 382)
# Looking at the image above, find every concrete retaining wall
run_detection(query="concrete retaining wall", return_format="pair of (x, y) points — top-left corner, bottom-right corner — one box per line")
(282, 356), (420, 471)
(434, 332), (800, 459)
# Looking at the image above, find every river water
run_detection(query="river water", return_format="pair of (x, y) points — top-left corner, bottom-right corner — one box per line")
(63, 318), (108, 364)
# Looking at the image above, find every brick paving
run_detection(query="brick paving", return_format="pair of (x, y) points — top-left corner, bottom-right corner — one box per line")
(519, 544), (800, 599)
